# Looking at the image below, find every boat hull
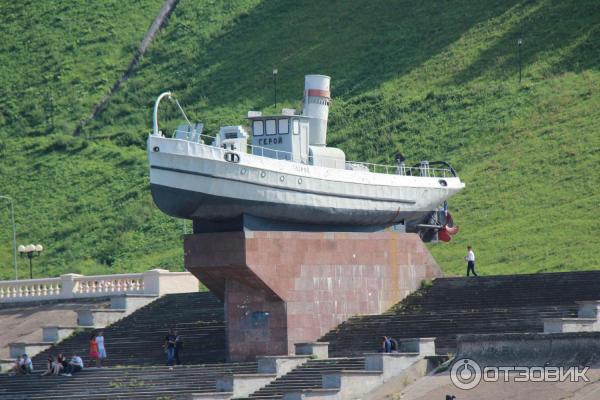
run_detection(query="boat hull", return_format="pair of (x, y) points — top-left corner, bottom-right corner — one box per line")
(147, 136), (464, 230)
(150, 183), (431, 228)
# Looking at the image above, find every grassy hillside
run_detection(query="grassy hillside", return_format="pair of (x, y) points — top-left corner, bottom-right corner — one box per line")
(0, 0), (598, 279)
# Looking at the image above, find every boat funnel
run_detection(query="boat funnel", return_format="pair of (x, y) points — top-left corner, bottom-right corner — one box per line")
(302, 74), (330, 146)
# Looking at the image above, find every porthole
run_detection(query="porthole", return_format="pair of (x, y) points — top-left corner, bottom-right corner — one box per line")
(438, 179), (448, 187)
(297, 178), (302, 184)
(260, 171), (266, 178)
(240, 168), (247, 175)
(153, 146), (160, 152)
(279, 175), (285, 182)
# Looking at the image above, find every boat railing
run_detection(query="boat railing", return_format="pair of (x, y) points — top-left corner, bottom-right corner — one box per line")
(170, 130), (455, 178)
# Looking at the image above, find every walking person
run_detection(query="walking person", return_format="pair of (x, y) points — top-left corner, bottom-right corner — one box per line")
(95, 330), (107, 368)
(164, 328), (177, 370)
(465, 245), (477, 276)
(382, 336), (392, 353)
(89, 332), (99, 367)
(174, 330), (183, 366)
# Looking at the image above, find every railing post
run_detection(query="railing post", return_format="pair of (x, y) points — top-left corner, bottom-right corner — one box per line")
(59, 273), (82, 299)
(142, 269), (167, 296)
(142, 269), (199, 296)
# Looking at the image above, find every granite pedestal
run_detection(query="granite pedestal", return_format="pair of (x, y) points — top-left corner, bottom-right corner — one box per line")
(184, 231), (442, 361)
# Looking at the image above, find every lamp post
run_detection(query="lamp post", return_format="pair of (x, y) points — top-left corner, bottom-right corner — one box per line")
(517, 38), (523, 83)
(0, 195), (17, 280)
(273, 68), (278, 111)
(18, 244), (43, 279)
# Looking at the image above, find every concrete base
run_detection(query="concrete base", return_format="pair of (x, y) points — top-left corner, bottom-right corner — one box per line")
(192, 392), (233, 400)
(295, 342), (329, 358)
(77, 309), (126, 328)
(323, 370), (383, 399)
(576, 300), (600, 319)
(216, 373), (277, 398)
(42, 326), (78, 342)
(361, 358), (436, 400)
(283, 389), (341, 400)
(9, 342), (53, 359)
(544, 318), (600, 333)
(258, 355), (310, 376)
(284, 340), (438, 400)
(456, 332), (600, 367)
(365, 353), (421, 381)
(109, 294), (158, 316)
(400, 337), (436, 356)
(184, 231), (442, 361)
(544, 300), (600, 333)
(0, 359), (15, 373)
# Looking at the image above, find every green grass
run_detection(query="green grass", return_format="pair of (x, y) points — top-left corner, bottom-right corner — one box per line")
(0, 0), (599, 279)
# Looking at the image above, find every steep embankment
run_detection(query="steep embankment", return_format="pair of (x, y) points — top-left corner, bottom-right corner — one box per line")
(0, 0), (598, 278)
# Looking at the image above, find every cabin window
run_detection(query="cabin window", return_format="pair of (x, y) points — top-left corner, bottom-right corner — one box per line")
(265, 119), (277, 135)
(253, 120), (264, 136)
(278, 118), (289, 134)
(266, 119), (276, 135)
(292, 119), (299, 135)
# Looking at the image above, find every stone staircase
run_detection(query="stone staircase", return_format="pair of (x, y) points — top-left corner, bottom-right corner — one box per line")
(241, 357), (365, 399)
(3, 271), (600, 400)
(0, 297), (111, 371)
(321, 271), (600, 356)
(0, 362), (258, 400)
(31, 292), (226, 369)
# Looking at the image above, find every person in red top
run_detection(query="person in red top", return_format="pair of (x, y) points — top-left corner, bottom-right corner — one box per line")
(89, 332), (100, 367)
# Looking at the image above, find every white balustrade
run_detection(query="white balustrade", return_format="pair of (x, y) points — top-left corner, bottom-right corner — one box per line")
(0, 278), (62, 302)
(73, 274), (144, 296)
(0, 269), (198, 303)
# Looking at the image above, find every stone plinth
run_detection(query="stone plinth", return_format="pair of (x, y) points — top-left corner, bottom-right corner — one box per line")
(184, 231), (442, 361)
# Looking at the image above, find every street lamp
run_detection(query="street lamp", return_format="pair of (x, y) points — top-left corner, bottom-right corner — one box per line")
(0, 195), (18, 280)
(273, 68), (278, 111)
(18, 244), (43, 279)
(517, 38), (523, 83)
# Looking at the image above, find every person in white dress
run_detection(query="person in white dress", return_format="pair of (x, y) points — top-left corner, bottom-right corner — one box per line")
(95, 330), (107, 367)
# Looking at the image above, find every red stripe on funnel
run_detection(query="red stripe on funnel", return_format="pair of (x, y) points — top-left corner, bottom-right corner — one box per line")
(306, 89), (330, 98)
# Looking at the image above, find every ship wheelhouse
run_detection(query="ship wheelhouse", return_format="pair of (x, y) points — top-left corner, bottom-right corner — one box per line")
(248, 112), (311, 164)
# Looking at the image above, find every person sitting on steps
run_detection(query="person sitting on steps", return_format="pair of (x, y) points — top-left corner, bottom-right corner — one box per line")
(51, 356), (63, 375)
(41, 355), (64, 376)
(57, 353), (68, 371)
(62, 353), (84, 376)
(9, 354), (32, 376)
(41, 356), (54, 376)
(390, 337), (399, 352)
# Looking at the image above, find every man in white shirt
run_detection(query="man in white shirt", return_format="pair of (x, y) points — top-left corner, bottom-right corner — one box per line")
(62, 354), (84, 376)
(465, 246), (477, 276)
(10, 354), (33, 375)
(21, 354), (33, 374)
